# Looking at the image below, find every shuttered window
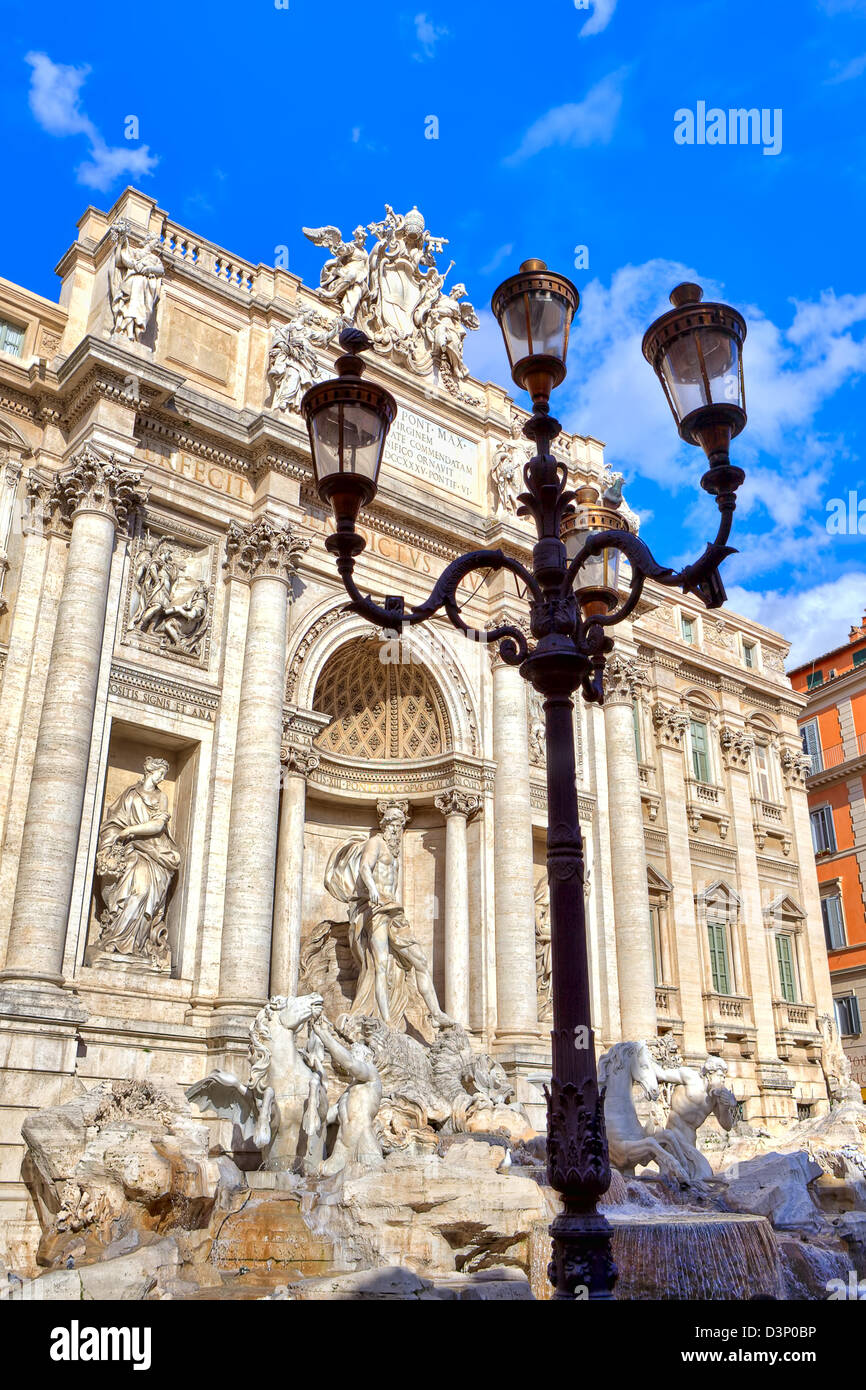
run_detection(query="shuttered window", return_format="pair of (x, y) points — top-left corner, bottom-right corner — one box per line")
(690, 719), (711, 783)
(810, 805), (836, 854)
(707, 919), (732, 995)
(800, 720), (822, 774)
(821, 895), (846, 950)
(835, 995), (862, 1037)
(775, 934), (798, 1003)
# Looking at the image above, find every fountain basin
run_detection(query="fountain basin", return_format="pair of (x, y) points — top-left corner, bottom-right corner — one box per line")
(529, 1210), (782, 1300)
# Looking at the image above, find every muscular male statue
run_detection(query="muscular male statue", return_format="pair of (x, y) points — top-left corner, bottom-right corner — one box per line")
(324, 805), (454, 1030)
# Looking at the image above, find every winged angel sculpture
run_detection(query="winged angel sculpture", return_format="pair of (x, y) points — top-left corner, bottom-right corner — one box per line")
(303, 206), (479, 384)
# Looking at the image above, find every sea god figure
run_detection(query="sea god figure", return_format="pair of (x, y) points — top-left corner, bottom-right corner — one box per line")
(90, 757), (181, 969)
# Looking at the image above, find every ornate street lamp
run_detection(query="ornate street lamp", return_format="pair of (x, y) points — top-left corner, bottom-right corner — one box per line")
(303, 272), (748, 1300)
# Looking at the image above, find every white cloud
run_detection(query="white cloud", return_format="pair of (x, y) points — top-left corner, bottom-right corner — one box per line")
(727, 574), (866, 668)
(413, 13), (448, 60)
(462, 307), (510, 385)
(503, 68), (628, 165)
(480, 243), (514, 276)
(25, 52), (157, 192)
(579, 0), (618, 37)
(826, 52), (866, 82)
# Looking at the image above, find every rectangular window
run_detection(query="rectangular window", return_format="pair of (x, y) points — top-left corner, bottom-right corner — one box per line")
(690, 719), (711, 783)
(821, 894), (847, 950)
(743, 641), (755, 669)
(806, 671), (824, 689)
(835, 995), (862, 1037)
(632, 702), (642, 762)
(707, 919), (732, 995)
(681, 616), (696, 645)
(754, 743), (772, 801)
(775, 934), (798, 1003)
(0, 318), (25, 358)
(810, 805), (836, 854)
(854, 650), (866, 668)
(801, 719), (822, 774)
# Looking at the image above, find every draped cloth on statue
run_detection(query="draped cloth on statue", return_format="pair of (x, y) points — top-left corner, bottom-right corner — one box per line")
(323, 839), (421, 1030)
(95, 783), (181, 961)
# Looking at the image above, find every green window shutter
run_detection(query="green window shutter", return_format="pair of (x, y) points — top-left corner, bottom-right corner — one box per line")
(775, 935), (797, 1003)
(821, 896), (846, 950)
(707, 920), (731, 995)
(690, 720), (710, 783)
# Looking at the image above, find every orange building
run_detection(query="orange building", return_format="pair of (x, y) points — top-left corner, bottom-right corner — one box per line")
(790, 613), (866, 1095)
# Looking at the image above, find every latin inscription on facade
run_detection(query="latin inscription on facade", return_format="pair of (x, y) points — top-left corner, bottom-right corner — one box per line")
(383, 406), (478, 501)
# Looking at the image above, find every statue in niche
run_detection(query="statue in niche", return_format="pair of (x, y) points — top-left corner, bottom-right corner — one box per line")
(534, 876), (552, 1024)
(90, 757), (181, 970)
(129, 534), (210, 657)
(490, 412), (529, 516)
(322, 802), (454, 1033)
(267, 305), (338, 414)
(109, 221), (165, 344)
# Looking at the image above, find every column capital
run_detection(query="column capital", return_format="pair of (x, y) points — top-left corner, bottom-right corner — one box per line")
(223, 514), (311, 585)
(719, 724), (754, 770)
(485, 611), (530, 669)
(780, 745), (813, 788)
(280, 743), (320, 778)
(603, 651), (644, 706)
(50, 444), (147, 530)
(652, 701), (689, 748)
(434, 789), (482, 820)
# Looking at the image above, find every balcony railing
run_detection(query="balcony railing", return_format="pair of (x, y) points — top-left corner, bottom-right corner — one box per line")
(808, 733), (866, 774)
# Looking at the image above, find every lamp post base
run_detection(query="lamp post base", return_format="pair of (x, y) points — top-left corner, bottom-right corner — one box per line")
(548, 1207), (618, 1301)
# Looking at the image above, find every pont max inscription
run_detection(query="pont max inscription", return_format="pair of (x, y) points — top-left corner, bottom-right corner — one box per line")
(383, 406), (478, 501)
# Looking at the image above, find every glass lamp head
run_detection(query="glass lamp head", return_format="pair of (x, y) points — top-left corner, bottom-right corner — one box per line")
(491, 260), (579, 407)
(642, 283), (747, 486)
(301, 326), (397, 531)
(560, 485), (631, 616)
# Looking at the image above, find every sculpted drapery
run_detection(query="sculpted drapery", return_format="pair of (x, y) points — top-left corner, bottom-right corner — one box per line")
(92, 757), (181, 969)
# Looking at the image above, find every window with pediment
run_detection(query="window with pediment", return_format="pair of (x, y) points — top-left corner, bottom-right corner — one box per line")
(313, 638), (451, 760)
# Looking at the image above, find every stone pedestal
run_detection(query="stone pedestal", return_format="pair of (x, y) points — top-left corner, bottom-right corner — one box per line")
(490, 655), (539, 1050)
(0, 448), (145, 994)
(603, 654), (657, 1040)
(434, 790), (481, 1026)
(215, 518), (310, 1018)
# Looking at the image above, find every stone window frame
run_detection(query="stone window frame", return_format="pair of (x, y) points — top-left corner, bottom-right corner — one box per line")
(763, 893), (809, 1007)
(647, 865), (675, 987)
(695, 879), (744, 998)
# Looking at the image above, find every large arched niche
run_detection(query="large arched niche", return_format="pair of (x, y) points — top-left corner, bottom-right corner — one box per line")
(313, 637), (451, 760)
(287, 601), (480, 759)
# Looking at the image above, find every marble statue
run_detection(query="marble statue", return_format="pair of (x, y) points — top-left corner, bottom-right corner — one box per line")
(89, 757), (181, 970)
(490, 412), (529, 516)
(600, 468), (640, 536)
(534, 876), (552, 1024)
(528, 688), (546, 766)
(818, 1012), (861, 1104)
(267, 305), (337, 414)
(304, 205), (476, 383)
(323, 803), (454, 1031)
(187, 993), (328, 1172)
(109, 221), (164, 344)
(311, 1015), (384, 1176)
(598, 1041), (691, 1181)
(130, 535), (210, 657)
(652, 1054), (738, 1181)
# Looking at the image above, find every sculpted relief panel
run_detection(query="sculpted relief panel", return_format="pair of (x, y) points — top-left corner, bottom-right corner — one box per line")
(123, 525), (215, 665)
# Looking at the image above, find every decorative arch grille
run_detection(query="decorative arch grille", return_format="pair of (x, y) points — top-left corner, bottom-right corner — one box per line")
(313, 638), (451, 760)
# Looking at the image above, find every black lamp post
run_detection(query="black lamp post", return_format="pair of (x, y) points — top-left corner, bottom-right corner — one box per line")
(302, 268), (748, 1300)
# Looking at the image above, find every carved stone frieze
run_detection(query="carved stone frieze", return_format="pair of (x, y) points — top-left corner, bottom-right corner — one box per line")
(223, 515), (310, 584)
(108, 662), (220, 722)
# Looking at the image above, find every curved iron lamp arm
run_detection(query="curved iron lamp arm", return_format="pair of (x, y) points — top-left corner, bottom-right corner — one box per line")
(329, 540), (541, 665)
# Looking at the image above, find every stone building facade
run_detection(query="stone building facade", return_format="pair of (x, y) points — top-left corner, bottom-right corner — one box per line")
(0, 188), (835, 1268)
(790, 612), (866, 1095)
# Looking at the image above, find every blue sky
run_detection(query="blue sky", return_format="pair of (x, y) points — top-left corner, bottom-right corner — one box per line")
(2, 0), (866, 664)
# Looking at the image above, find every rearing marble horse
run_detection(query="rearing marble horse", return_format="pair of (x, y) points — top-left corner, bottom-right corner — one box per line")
(598, 1040), (690, 1182)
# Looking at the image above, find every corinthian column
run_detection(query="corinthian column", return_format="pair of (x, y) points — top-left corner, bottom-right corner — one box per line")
(603, 653), (657, 1039)
(216, 517), (310, 1014)
(434, 790), (481, 1026)
(271, 743), (319, 998)
(490, 649), (539, 1047)
(1, 446), (146, 992)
